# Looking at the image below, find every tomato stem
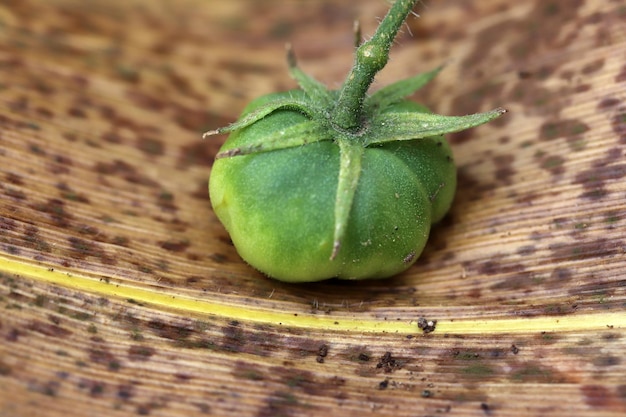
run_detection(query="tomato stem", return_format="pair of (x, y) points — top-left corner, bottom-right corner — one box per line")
(332, 0), (418, 132)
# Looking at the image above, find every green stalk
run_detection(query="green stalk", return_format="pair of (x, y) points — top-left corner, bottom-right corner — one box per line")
(332, 0), (418, 132)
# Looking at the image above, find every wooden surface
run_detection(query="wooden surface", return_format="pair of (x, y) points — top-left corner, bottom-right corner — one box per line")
(1, 0), (625, 416)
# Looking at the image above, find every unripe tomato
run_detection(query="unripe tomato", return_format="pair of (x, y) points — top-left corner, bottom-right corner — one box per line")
(206, 0), (505, 282)
(209, 94), (456, 282)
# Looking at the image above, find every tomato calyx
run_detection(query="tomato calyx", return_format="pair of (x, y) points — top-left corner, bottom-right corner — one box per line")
(204, 0), (506, 261)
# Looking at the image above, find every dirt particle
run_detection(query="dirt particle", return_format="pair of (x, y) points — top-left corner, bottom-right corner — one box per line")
(417, 317), (437, 334)
(376, 351), (402, 373)
(316, 344), (329, 363)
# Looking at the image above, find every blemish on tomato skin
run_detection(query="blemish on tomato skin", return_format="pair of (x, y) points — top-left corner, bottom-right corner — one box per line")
(403, 251), (416, 264)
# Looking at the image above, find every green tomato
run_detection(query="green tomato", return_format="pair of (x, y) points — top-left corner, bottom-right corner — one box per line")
(206, 0), (505, 282)
(210, 94), (456, 281)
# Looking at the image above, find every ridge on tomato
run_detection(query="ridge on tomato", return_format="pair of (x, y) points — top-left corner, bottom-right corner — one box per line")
(206, 0), (506, 282)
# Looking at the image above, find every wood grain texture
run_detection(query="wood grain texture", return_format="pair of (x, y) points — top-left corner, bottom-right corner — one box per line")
(1, 0), (625, 416)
